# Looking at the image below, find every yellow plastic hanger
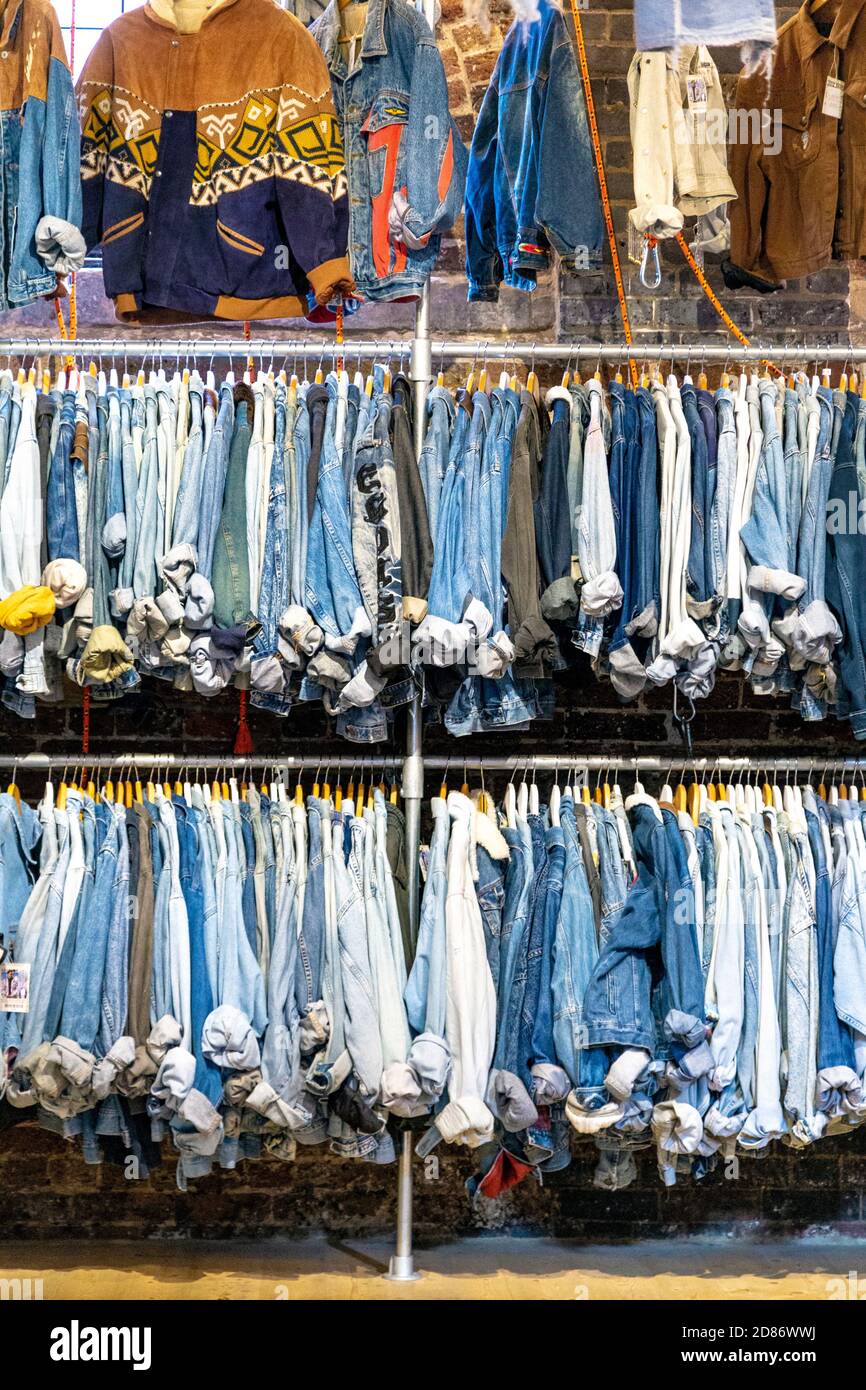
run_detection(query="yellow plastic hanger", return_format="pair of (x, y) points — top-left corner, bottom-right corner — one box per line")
(103, 777), (115, 804)
(294, 772), (304, 806)
(335, 772), (343, 812)
(674, 780), (688, 813)
(6, 770), (20, 810)
(687, 780), (701, 825)
(389, 779), (399, 806)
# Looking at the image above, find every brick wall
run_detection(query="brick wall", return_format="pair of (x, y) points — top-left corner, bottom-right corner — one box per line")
(2, 0), (865, 1244)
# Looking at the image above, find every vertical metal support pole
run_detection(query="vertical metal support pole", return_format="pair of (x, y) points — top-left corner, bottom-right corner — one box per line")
(386, 0), (436, 1284)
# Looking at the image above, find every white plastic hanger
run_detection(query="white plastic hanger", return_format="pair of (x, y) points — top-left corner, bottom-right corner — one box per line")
(549, 766), (561, 828)
(504, 779), (517, 829)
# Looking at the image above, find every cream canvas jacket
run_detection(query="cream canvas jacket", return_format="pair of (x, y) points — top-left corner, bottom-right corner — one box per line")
(628, 45), (737, 242)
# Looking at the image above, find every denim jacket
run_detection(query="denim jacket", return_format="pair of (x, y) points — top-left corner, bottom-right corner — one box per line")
(0, 0), (83, 309)
(464, 0), (604, 301)
(311, 0), (467, 304)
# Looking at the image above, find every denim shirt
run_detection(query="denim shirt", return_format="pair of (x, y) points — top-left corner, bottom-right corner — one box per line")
(464, 0), (603, 302)
(311, 0), (467, 303)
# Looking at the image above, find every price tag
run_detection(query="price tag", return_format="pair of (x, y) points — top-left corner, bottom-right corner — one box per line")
(823, 76), (844, 118)
(0, 960), (29, 1013)
(687, 76), (708, 112)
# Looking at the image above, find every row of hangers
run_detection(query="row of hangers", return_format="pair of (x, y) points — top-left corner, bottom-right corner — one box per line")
(434, 760), (866, 832)
(2, 760), (402, 814)
(0, 339), (411, 401)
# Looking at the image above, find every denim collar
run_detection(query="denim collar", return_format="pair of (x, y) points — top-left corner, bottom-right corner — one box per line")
(317, 0), (389, 70)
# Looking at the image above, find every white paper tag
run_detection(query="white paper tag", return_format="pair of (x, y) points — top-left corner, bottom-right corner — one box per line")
(0, 961), (29, 1013)
(687, 76), (708, 112)
(823, 76), (844, 119)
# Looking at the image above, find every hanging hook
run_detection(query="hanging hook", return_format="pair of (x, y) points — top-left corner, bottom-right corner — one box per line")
(639, 234), (661, 290)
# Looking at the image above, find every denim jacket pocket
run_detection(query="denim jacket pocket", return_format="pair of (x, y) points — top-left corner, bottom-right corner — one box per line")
(361, 90), (409, 280)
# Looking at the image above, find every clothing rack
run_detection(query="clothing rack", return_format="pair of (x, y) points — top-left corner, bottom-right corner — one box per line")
(1, 753), (859, 774)
(0, 340), (862, 363)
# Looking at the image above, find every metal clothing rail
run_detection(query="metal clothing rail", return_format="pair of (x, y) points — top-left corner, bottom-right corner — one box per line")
(0, 754), (404, 770)
(0, 339), (862, 363)
(419, 755), (866, 774)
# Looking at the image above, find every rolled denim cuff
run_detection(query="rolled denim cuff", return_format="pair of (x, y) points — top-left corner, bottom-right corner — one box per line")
(581, 570), (623, 618)
(406, 1031), (450, 1102)
(177, 1087), (222, 1137)
(380, 1062), (428, 1117)
(660, 617), (705, 660)
(651, 1099), (704, 1154)
(413, 612), (470, 666)
(110, 586), (135, 618)
(608, 641), (648, 700)
(565, 1091), (625, 1134)
(792, 601), (842, 664)
(604, 1048), (652, 1102)
(102, 513), (127, 560)
(250, 653), (285, 694)
(321, 605), (372, 654)
(279, 604), (324, 657)
(201, 1004), (261, 1071)
(645, 652), (677, 687)
(245, 1080), (307, 1130)
(664, 1010), (707, 1051)
(90, 1036), (137, 1101)
(625, 598), (658, 641)
(0, 630), (23, 677)
(434, 1095), (495, 1148)
(155, 589), (185, 626)
(816, 1065), (862, 1116)
(531, 1062), (572, 1106)
(184, 574), (214, 630)
(35, 215), (86, 272)
(738, 601), (770, 649)
(306, 647), (352, 690)
(540, 576), (579, 622)
(304, 1047), (352, 1097)
(747, 564), (805, 602)
(462, 597), (493, 641)
(159, 543), (198, 594)
(473, 631), (515, 679)
(335, 658), (388, 710)
(488, 1068), (538, 1132)
(298, 1001), (329, 1056)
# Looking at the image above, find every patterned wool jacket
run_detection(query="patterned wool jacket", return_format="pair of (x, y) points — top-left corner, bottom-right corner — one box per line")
(77, 0), (354, 322)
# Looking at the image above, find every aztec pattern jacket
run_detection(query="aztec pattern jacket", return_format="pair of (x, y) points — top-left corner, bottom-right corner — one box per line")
(76, 0), (354, 322)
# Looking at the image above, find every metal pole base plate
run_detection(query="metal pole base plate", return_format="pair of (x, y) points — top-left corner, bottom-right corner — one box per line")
(385, 1255), (422, 1282)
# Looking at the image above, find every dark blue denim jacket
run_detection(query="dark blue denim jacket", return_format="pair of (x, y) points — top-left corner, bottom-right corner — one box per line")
(583, 803), (705, 1054)
(464, 0), (604, 302)
(311, 0), (466, 304)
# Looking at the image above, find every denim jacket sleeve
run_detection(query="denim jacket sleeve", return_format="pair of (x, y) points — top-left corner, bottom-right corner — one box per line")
(534, 20), (604, 269)
(40, 48), (83, 237)
(464, 72), (502, 301)
(387, 33), (467, 252)
(10, 9), (83, 303)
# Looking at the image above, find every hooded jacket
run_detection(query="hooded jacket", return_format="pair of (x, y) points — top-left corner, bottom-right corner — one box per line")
(77, 0), (354, 322)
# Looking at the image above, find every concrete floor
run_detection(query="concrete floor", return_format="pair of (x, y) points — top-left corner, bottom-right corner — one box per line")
(2, 1237), (863, 1299)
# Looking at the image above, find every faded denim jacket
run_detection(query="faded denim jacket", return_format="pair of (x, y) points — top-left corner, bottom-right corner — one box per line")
(464, 0), (604, 301)
(0, 0), (84, 309)
(311, 0), (466, 304)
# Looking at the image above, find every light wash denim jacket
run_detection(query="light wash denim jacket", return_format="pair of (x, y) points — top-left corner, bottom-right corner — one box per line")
(0, 0), (84, 309)
(311, 0), (467, 304)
